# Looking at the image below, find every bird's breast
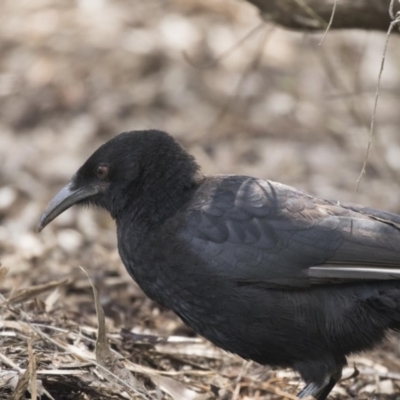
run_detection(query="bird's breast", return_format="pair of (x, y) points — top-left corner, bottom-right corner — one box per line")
(116, 221), (192, 305)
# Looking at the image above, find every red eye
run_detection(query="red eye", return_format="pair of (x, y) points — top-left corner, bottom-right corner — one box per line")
(95, 165), (109, 180)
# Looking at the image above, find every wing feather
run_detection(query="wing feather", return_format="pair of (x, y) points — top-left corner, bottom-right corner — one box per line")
(180, 176), (400, 288)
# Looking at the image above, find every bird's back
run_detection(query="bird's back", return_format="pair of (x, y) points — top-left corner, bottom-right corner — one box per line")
(181, 175), (400, 284)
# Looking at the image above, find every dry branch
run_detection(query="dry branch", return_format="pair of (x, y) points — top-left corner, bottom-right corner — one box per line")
(245, 0), (400, 33)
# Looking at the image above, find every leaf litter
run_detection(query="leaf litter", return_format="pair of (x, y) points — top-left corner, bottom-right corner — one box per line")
(1, 0), (400, 399)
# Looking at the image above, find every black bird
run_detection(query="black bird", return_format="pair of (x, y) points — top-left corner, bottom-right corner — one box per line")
(39, 130), (400, 399)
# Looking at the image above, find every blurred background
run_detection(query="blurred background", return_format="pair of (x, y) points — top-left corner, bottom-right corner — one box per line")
(1, 0), (400, 398)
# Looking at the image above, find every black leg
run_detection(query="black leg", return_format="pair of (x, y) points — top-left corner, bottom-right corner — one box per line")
(297, 366), (342, 400)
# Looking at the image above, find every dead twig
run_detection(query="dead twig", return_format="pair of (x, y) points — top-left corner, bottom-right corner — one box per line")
(319, 0), (338, 45)
(183, 22), (266, 69)
(356, 10), (400, 190)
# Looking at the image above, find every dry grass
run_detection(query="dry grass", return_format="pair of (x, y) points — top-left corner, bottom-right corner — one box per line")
(1, 266), (400, 399)
(1, 0), (400, 398)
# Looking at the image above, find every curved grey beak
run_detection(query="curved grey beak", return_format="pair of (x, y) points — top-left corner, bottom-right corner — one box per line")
(38, 183), (103, 232)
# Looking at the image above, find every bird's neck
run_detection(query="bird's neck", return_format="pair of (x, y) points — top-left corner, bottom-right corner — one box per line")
(115, 167), (203, 231)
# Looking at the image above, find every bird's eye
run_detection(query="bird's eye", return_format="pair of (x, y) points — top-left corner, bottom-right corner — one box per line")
(95, 165), (109, 180)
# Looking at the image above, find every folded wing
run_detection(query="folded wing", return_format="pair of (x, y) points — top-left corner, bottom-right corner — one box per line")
(180, 176), (400, 288)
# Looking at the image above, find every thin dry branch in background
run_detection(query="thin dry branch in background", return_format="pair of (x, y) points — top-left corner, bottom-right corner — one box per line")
(208, 25), (274, 133)
(183, 21), (266, 69)
(246, 0), (400, 33)
(319, 0), (337, 45)
(356, 9), (400, 189)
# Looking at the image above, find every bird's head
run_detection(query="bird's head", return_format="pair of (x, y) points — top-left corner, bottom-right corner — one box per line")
(38, 130), (200, 231)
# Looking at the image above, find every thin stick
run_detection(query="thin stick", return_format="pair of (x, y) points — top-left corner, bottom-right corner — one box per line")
(389, 0), (396, 19)
(356, 15), (400, 190)
(183, 22), (266, 69)
(319, 0), (338, 45)
(21, 316), (152, 400)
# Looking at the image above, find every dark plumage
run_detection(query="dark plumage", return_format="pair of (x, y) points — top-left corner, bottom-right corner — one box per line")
(39, 130), (400, 399)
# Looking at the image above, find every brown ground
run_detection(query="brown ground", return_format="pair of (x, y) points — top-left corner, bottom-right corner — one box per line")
(1, 0), (400, 399)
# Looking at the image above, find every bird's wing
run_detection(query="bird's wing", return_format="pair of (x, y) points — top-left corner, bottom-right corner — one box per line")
(179, 176), (400, 288)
